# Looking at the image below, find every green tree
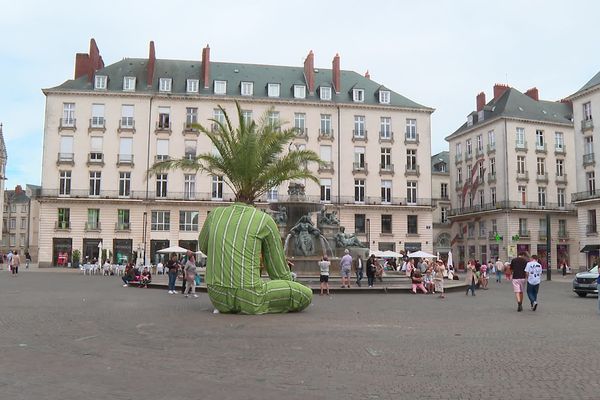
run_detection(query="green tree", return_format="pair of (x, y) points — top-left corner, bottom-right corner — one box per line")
(149, 102), (323, 204)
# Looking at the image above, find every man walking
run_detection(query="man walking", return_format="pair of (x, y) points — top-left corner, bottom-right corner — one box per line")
(510, 252), (528, 312)
(525, 255), (543, 311)
(10, 251), (20, 275)
(355, 255), (363, 287)
(339, 249), (353, 288)
(495, 258), (504, 283)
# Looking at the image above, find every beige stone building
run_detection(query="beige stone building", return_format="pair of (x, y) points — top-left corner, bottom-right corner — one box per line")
(431, 151), (451, 259)
(567, 71), (600, 269)
(0, 124), (7, 248)
(37, 39), (434, 267)
(2, 185), (31, 257)
(446, 84), (577, 269)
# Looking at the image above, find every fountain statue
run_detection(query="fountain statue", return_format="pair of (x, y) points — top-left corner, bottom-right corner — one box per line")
(334, 226), (366, 248)
(289, 215), (321, 256)
(317, 208), (340, 226)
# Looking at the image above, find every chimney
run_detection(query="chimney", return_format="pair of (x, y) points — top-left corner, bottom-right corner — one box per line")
(332, 53), (340, 94)
(74, 38), (104, 82)
(493, 83), (510, 102)
(74, 53), (90, 80)
(202, 44), (211, 89)
(15, 185), (22, 194)
(147, 41), (156, 88)
(476, 92), (486, 112)
(303, 50), (315, 94)
(364, 70), (370, 79)
(525, 87), (539, 101)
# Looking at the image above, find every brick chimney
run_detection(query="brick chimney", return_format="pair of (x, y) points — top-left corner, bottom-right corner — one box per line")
(493, 83), (510, 102)
(147, 41), (156, 88)
(74, 38), (104, 82)
(332, 53), (340, 94)
(525, 87), (539, 101)
(365, 70), (370, 79)
(476, 92), (486, 112)
(15, 185), (22, 194)
(303, 50), (315, 94)
(201, 44), (211, 89)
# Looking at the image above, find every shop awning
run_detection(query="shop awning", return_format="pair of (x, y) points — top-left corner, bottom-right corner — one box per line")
(580, 244), (600, 252)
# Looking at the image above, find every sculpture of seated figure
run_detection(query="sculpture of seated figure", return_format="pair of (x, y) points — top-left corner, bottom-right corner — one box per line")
(273, 206), (287, 225)
(318, 209), (340, 226)
(289, 215), (321, 256)
(335, 226), (365, 248)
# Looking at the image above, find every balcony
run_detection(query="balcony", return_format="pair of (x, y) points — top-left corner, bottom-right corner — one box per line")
(515, 141), (528, 152)
(56, 152), (74, 166)
(536, 172), (548, 183)
(317, 129), (334, 141)
(359, 196), (432, 207)
(516, 171), (529, 182)
(586, 224), (597, 235)
(352, 162), (368, 175)
(294, 127), (308, 140)
(486, 144), (496, 154)
(404, 165), (420, 177)
(475, 147), (484, 158)
(115, 222), (131, 232)
(58, 118), (76, 131)
(154, 155), (170, 163)
(487, 173), (496, 183)
(118, 117), (135, 133)
(379, 131), (394, 143)
(85, 222), (101, 232)
(318, 161), (334, 173)
(555, 174), (567, 184)
(183, 121), (200, 135)
(581, 119), (594, 132)
(518, 230), (530, 238)
(554, 144), (566, 155)
(538, 230), (547, 240)
(572, 190), (600, 202)
(455, 154), (463, 164)
(465, 152), (473, 161)
(583, 153), (595, 166)
(54, 221), (70, 231)
(87, 152), (104, 166)
(155, 120), (172, 134)
(88, 117), (106, 132)
(404, 133), (419, 145)
(379, 163), (394, 175)
(448, 200), (576, 217)
(558, 230), (569, 239)
(432, 221), (451, 229)
(535, 143), (547, 154)
(455, 180), (463, 189)
(117, 154), (134, 166)
(352, 130), (367, 142)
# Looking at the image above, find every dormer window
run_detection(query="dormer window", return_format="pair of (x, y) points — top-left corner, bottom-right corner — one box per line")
(214, 80), (227, 95)
(379, 90), (390, 104)
(353, 88), (365, 103)
(467, 115), (474, 127)
(123, 76), (136, 91)
(94, 75), (107, 90)
(320, 86), (332, 101)
(159, 78), (172, 92)
(294, 85), (306, 99)
(268, 83), (280, 97)
(186, 79), (199, 93)
(241, 81), (253, 96)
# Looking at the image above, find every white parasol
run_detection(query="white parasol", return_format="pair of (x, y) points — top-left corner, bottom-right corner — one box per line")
(407, 250), (437, 259)
(447, 251), (454, 267)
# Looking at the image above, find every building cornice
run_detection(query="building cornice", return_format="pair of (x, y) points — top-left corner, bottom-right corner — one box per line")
(566, 84), (600, 102)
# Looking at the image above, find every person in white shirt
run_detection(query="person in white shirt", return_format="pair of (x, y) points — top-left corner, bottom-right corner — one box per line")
(318, 256), (331, 296)
(525, 254), (543, 311)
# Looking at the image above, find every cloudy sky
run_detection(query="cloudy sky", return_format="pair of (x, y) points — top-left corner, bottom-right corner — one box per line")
(1, 0), (599, 189)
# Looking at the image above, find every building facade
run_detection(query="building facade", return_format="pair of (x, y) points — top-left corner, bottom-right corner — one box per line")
(0, 124), (7, 247)
(37, 39), (434, 267)
(431, 151), (451, 259)
(446, 84), (577, 269)
(2, 185), (31, 256)
(567, 71), (600, 268)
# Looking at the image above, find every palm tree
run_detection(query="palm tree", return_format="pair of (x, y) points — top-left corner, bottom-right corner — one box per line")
(148, 102), (323, 205)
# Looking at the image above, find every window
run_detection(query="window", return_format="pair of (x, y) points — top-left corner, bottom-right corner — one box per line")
(58, 208), (70, 229)
(354, 179), (365, 203)
(406, 149), (417, 171)
(354, 116), (366, 137)
(156, 139), (169, 160)
(186, 79), (199, 93)
(119, 172), (131, 197)
(407, 181), (417, 205)
(158, 106), (170, 129)
(479, 221), (486, 237)
(538, 187), (546, 207)
(21, 204), (28, 213)
(268, 111), (280, 129)
(455, 143), (462, 157)
(407, 215), (418, 234)
(457, 167), (462, 183)
(117, 209), (130, 230)
(123, 76), (136, 91)
(156, 174), (168, 198)
(381, 180), (392, 204)
(212, 175), (223, 200)
(516, 127), (525, 146)
(294, 113), (306, 135)
(536, 158), (545, 175)
(380, 117), (391, 139)
(476, 134), (483, 150)
(58, 136), (74, 162)
(184, 140), (196, 160)
(159, 78), (172, 92)
(490, 158), (496, 175)
(490, 187), (496, 205)
(555, 132), (564, 150)
(184, 174), (196, 200)
(440, 207), (448, 223)
(354, 147), (365, 169)
(479, 190), (485, 206)
(94, 75), (107, 90)
(558, 219), (567, 236)
(179, 211), (199, 231)
(87, 209), (100, 230)
(294, 85), (306, 99)
(151, 211), (170, 231)
(121, 105), (134, 128)
(59, 171), (71, 196)
(214, 80), (227, 95)
(320, 145), (332, 165)
(89, 136), (103, 162)
(379, 90), (390, 104)
(488, 130), (495, 148)
(518, 185), (527, 205)
(466, 139), (472, 155)
(9, 218), (16, 229)
(213, 108), (225, 124)
(89, 171), (101, 196)
(241, 81), (253, 96)
(186, 107), (198, 126)
(320, 179), (332, 202)
(355, 214), (366, 234)
(588, 210), (597, 233)
(584, 102), (592, 121)
(380, 148), (392, 170)
(585, 136), (594, 155)
(478, 162), (484, 180)
(267, 83), (280, 97)
(556, 159), (564, 176)
(440, 183), (448, 199)
(381, 215), (392, 234)
(519, 218), (528, 236)
(406, 119), (417, 139)
(9, 234), (15, 247)
(352, 88), (365, 102)
(242, 110), (253, 126)
(10, 204), (15, 213)
(491, 219), (497, 234)
(19, 234), (25, 247)
(587, 171), (596, 194)
(557, 188), (565, 207)
(535, 130), (544, 148)
(119, 137), (133, 164)
(467, 115), (474, 127)
(267, 187), (278, 202)
(320, 114), (332, 135)
(62, 103), (75, 126)
(517, 156), (526, 174)
(320, 86), (332, 101)
(20, 217), (26, 229)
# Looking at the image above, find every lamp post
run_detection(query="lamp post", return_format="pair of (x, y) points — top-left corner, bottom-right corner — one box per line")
(546, 213), (552, 281)
(366, 218), (371, 250)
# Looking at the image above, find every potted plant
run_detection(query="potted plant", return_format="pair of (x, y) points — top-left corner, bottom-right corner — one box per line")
(72, 249), (81, 268)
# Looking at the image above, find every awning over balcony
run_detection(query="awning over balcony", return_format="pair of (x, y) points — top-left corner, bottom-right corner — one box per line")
(580, 244), (600, 252)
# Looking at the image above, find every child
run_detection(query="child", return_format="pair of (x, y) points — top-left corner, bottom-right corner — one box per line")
(411, 269), (428, 294)
(318, 256), (330, 296)
(480, 263), (489, 290)
(424, 267), (435, 294)
(139, 266), (152, 288)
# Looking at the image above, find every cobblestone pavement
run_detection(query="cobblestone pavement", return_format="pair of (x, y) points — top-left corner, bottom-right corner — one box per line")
(0, 268), (598, 400)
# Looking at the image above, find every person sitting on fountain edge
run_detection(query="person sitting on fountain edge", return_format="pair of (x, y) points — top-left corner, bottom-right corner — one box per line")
(199, 203), (313, 314)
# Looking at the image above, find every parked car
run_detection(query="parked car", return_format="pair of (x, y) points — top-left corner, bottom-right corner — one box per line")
(572, 266), (599, 297)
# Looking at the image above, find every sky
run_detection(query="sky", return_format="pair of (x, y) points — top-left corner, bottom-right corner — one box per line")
(1, 0), (599, 190)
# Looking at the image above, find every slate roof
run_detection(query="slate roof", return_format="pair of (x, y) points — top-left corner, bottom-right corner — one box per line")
(4, 189), (29, 204)
(447, 88), (573, 139)
(569, 70), (600, 98)
(431, 151), (449, 173)
(0, 123), (7, 162)
(46, 58), (432, 111)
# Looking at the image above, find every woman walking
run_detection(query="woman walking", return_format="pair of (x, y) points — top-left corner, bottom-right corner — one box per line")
(183, 251), (198, 298)
(366, 254), (377, 287)
(465, 260), (477, 296)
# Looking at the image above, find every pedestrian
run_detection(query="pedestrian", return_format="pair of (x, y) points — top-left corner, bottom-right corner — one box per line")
(355, 255), (363, 287)
(6, 250), (13, 273)
(434, 260), (446, 298)
(318, 256), (330, 296)
(339, 249), (352, 288)
(411, 269), (427, 294)
(597, 270), (600, 315)
(166, 253), (180, 294)
(25, 251), (31, 269)
(525, 255), (543, 311)
(10, 251), (20, 275)
(121, 263), (136, 286)
(183, 251), (198, 298)
(139, 266), (152, 288)
(495, 258), (504, 283)
(510, 252), (528, 312)
(559, 259), (569, 277)
(504, 262), (512, 281)
(465, 260), (477, 296)
(480, 262), (489, 290)
(366, 254), (377, 287)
